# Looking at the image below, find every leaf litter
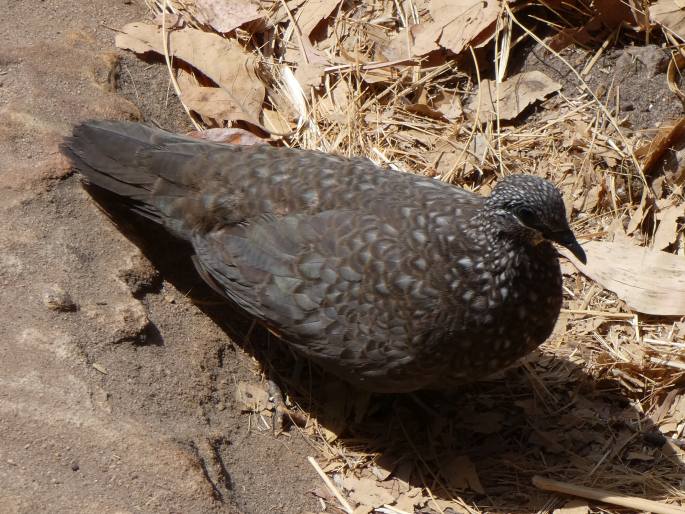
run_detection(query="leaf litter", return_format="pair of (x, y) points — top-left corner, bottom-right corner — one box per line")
(120, 0), (685, 512)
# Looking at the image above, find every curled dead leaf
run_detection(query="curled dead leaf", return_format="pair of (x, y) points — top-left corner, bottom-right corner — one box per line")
(636, 117), (685, 178)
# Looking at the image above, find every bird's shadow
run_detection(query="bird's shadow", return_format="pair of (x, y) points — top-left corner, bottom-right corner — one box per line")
(84, 184), (677, 511)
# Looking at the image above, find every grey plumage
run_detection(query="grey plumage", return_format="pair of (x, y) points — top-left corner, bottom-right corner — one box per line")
(61, 120), (586, 393)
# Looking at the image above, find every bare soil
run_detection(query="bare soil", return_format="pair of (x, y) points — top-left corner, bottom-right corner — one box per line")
(0, 1), (318, 512)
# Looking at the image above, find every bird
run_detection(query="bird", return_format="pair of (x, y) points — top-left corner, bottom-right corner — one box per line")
(61, 120), (586, 393)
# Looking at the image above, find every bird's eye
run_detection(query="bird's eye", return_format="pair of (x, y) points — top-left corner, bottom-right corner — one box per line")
(517, 207), (537, 227)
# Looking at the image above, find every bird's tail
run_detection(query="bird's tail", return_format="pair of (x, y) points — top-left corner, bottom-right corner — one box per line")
(60, 120), (201, 236)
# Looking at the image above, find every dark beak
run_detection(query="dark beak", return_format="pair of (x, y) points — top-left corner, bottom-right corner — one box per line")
(549, 230), (586, 264)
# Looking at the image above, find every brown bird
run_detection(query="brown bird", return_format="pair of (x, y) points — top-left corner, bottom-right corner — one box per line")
(62, 120), (586, 393)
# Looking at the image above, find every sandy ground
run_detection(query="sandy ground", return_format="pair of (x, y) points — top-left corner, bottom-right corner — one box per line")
(0, 1), (319, 512)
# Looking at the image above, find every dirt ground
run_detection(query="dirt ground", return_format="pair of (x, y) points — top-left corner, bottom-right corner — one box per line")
(2, 2), (684, 514)
(0, 1), (319, 512)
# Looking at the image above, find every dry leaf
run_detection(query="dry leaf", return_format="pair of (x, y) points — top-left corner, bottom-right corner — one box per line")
(393, 486), (428, 511)
(441, 455), (485, 494)
(626, 189), (648, 235)
(636, 116), (685, 177)
(429, 0), (502, 54)
(294, 0), (342, 37)
(115, 23), (265, 125)
(384, 23), (442, 59)
(650, 0), (685, 41)
(193, 0), (263, 33)
(295, 62), (326, 88)
(561, 241), (685, 316)
(262, 109), (294, 134)
(435, 92), (464, 121)
(343, 476), (395, 507)
(653, 204), (683, 249)
(182, 86), (251, 122)
(360, 67), (395, 84)
(268, 0), (308, 25)
(381, 0), (501, 59)
(407, 23), (442, 56)
(152, 12), (185, 29)
(466, 71), (561, 122)
(235, 381), (272, 412)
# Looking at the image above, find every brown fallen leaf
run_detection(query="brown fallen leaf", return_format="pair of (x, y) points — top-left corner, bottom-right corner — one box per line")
(294, 0), (342, 38)
(295, 62), (326, 88)
(268, 0), (308, 25)
(407, 23), (442, 56)
(650, 0), (685, 41)
(430, 0), (502, 53)
(653, 203), (683, 250)
(235, 381), (272, 413)
(115, 23), (265, 125)
(262, 108), (295, 134)
(465, 71), (561, 122)
(391, 485), (427, 511)
(441, 455), (485, 494)
(343, 475), (395, 508)
(182, 86), (252, 123)
(561, 241), (685, 316)
(636, 117), (685, 177)
(626, 189), (649, 235)
(193, 0), (263, 33)
(435, 92), (464, 121)
(380, 0), (502, 59)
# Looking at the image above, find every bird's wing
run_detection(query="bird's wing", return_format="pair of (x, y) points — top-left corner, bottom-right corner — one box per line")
(190, 208), (449, 383)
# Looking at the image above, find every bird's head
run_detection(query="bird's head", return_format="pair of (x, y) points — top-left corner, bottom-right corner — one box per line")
(485, 175), (586, 264)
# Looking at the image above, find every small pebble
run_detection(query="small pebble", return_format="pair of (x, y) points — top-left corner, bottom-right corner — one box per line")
(43, 286), (77, 312)
(70, 461), (79, 472)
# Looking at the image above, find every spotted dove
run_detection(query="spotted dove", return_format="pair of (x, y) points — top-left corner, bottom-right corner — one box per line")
(61, 121), (586, 393)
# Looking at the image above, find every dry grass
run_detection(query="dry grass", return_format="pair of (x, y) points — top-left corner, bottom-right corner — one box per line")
(133, 1), (684, 512)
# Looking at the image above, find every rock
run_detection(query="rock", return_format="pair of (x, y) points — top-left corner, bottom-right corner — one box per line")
(43, 285), (77, 312)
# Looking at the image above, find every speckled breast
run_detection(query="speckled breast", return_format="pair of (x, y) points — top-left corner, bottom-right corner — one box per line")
(437, 240), (564, 388)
